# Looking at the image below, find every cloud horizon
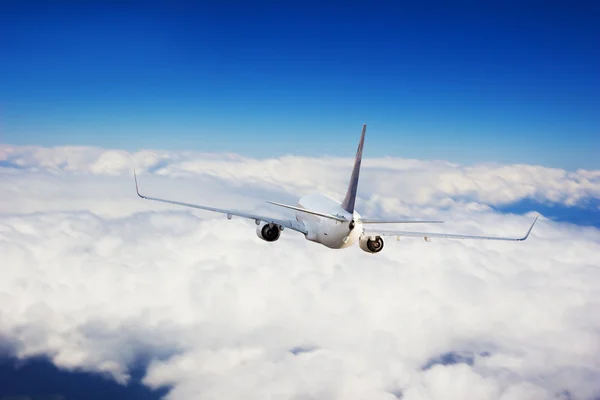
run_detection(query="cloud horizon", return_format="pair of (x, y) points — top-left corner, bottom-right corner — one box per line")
(1, 144), (599, 399)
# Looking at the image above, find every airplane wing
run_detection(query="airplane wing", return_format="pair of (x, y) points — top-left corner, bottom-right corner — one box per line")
(133, 171), (307, 235)
(359, 218), (444, 224)
(363, 216), (538, 242)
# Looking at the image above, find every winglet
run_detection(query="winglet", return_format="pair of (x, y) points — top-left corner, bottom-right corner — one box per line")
(341, 124), (366, 214)
(519, 215), (538, 241)
(133, 170), (145, 199)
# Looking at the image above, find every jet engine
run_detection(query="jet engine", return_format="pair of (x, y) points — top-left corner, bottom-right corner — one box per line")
(256, 221), (281, 242)
(359, 236), (384, 253)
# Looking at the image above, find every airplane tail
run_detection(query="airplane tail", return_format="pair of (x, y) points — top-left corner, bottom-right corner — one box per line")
(341, 124), (366, 214)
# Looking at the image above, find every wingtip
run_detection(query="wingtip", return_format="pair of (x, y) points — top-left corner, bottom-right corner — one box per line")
(531, 215), (539, 228)
(521, 215), (538, 241)
(133, 169), (144, 198)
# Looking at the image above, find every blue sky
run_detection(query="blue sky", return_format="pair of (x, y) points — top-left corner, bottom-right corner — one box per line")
(0, 355), (168, 400)
(1, 1), (598, 169)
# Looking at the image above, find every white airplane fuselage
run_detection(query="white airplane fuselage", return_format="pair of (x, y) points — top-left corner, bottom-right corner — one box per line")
(296, 193), (362, 249)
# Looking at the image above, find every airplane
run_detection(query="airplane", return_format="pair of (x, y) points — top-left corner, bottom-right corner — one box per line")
(134, 124), (537, 253)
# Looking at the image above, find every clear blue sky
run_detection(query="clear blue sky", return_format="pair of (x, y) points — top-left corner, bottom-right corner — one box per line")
(1, 1), (598, 169)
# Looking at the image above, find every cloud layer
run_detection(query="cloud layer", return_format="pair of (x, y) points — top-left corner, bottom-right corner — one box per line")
(1, 145), (599, 399)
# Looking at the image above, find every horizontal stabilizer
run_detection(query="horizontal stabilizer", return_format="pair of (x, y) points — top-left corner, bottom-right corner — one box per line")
(267, 201), (348, 222)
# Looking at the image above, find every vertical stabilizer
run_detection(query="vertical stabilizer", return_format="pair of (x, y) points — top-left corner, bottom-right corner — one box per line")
(341, 124), (366, 213)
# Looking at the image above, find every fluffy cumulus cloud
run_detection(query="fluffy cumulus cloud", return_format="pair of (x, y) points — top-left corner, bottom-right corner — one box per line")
(1, 144), (599, 399)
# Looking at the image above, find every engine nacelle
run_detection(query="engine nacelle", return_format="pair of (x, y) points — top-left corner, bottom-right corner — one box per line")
(359, 236), (384, 253)
(256, 221), (281, 242)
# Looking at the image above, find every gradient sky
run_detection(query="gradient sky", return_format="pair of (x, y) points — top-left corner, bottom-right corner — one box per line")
(1, 1), (599, 169)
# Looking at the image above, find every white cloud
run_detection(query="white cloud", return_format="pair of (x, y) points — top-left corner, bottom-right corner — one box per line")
(0, 145), (599, 399)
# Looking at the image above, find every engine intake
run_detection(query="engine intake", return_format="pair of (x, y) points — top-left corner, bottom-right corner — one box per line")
(256, 222), (281, 242)
(359, 236), (384, 253)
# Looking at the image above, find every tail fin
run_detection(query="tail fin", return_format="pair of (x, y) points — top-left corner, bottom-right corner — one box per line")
(341, 124), (366, 213)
